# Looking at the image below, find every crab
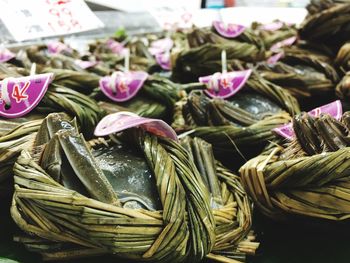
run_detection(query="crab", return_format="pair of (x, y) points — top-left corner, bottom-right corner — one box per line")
(12, 112), (258, 262)
(33, 112), (164, 210)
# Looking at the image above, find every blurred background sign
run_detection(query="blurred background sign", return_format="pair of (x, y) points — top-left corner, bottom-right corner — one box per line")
(0, 0), (104, 41)
(220, 7), (307, 26)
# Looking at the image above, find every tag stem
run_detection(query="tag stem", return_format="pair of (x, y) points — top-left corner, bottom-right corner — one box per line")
(221, 50), (227, 74)
(124, 48), (130, 73)
(30, 63), (36, 76)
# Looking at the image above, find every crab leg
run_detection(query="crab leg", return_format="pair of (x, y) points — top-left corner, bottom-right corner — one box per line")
(58, 129), (120, 206)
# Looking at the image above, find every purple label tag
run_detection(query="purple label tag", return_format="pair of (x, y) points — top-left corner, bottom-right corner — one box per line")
(74, 59), (98, 69)
(213, 21), (246, 38)
(199, 69), (252, 99)
(149, 38), (173, 56)
(94, 111), (178, 141)
(270, 36), (297, 52)
(155, 52), (171, 70)
(106, 39), (128, 56)
(267, 52), (284, 65)
(0, 73), (53, 118)
(47, 41), (72, 54)
(99, 71), (148, 102)
(273, 100), (343, 140)
(0, 48), (16, 63)
(259, 21), (284, 31)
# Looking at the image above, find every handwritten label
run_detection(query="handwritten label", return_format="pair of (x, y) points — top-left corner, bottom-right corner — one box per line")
(0, 73), (53, 118)
(94, 111), (178, 141)
(150, 7), (193, 30)
(213, 21), (246, 38)
(0, 48), (16, 63)
(74, 59), (98, 69)
(199, 69), (252, 99)
(0, 0), (104, 41)
(99, 71), (148, 102)
(270, 36), (297, 52)
(273, 100), (343, 140)
(47, 41), (72, 54)
(149, 38), (173, 56)
(267, 52), (284, 65)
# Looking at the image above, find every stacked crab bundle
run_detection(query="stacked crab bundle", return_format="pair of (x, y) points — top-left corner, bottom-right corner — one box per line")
(1, 31), (261, 263)
(2, 0), (350, 262)
(11, 113), (257, 262)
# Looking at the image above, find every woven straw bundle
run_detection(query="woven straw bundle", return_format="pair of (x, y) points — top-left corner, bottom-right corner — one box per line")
(239, 111), (350, 220)
(11, 113), (258, 262)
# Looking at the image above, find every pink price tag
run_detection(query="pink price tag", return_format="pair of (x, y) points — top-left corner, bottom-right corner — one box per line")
(47, 41), (72, 54)
(155, 52), (171, 70)
(267, 52), (284, 65)
(213, 21), (246, 38)
(0, 48), (16, 63)
(0, 73), (53, 118)
(273, 100), (343, 140)
(270, 36), (297, 52)
(74, 59), (98, 69)
(259, 21), (284, 31)
(106, 39), (128, 56)
(149, 38), (173, 56)
(94, 111), (178, 141)
(99, 71), (148, 102)
(199, 69), (252, 99)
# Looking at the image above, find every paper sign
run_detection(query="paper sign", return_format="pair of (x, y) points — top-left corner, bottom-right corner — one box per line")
(212, 21), (245, 38)
(219, 7), (307, 27)
(0, 48), (16, 63)
(99, 71), (148, 102)
(149, 6), (193, 30)
(94, 111), (178, 141)
(0, 0), (104, 41)
(273, 100), (343, 140)
(199, 69), (252, 99)
(270, 36), (297, 52)
(0, 73), (53, 118)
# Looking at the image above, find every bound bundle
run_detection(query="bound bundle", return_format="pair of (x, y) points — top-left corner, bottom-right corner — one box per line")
(0, 118), (43, 196)
(172, 43), (266, 83)
(0, 65), (104, 193)
(27, 51), (183, 121)
(0, 65), (104, 136)
(306, 0), (350, 15)
(187, 27), (264, 50)
(299, 3), (350, 51)
(11, 113), (258, 262)
(251, 21), (297, 50)
(335, 42), (350, 72)
(336, 72), (350, 100)
(172, 72), (299, 166)
(89, 37), (159, 72)
(91, 75), (184, 121)
(258, 45), (339, 101)
(240, 111), (350, 220)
